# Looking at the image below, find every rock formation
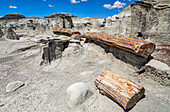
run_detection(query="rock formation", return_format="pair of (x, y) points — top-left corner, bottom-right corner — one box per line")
(0, 13), (25, 20)
(131, 1), (170, 42)
(6, 27), (19, 40)
(0, 27), (4, 37)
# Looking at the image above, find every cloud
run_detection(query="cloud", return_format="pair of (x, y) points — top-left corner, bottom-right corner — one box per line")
(49, 4), (54, 7)
(103, 1), (126, 9)
(70, 0), (87, 3)
(9, 6), (17, 9)
(71, 0), (80, 3)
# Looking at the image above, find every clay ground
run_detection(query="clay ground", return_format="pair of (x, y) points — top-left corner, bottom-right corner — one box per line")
(0, 37), (170, 112)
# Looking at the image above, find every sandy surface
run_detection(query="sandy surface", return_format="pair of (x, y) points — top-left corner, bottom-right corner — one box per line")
(0, 37), (170, 112)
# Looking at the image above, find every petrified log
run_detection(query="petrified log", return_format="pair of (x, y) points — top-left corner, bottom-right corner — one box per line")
(80, 32), (155, 58)
(94, 70), (145, 110)
(12, 45), (38, 53)
(53, 26), (80, 37)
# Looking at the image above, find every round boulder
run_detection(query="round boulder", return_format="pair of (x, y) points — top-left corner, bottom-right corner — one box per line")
(66, 82), (92, 106)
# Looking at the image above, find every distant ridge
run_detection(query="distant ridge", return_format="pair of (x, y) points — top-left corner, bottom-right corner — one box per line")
(0, 13), (77, 20)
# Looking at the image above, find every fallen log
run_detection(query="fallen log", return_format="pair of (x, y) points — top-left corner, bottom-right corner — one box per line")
(80, 32), (155, 58)
(94, 70), (145, 110)
(53, 26), (80, 37)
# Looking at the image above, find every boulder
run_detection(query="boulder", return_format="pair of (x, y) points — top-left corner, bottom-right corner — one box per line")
(6, 81), (24, 93)
(66, 82), (92, 106)
(140, 59), (170, 86)
(6, 27), (19, 40)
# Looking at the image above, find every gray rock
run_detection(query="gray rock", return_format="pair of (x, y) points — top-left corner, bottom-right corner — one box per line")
(66, 82), (92, 106)
(6, 81), (24, 93)
(140, 59), (170, 86)
(0, 27), (3, 37)
(146, 59), (170, 71)
(6, 27), (19, 40)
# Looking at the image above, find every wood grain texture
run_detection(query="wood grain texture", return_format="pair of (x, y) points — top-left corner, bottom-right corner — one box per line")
(81, 32), (155, 58)
(94, 70), (145, 110)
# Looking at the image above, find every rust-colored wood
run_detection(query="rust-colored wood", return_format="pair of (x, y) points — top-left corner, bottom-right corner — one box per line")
(94, 70), (145, 110)
(53, 26), (80, 37)
(81, 32), (155, 58)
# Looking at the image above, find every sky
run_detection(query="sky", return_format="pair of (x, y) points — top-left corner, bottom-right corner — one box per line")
(0, 0), (137, 18)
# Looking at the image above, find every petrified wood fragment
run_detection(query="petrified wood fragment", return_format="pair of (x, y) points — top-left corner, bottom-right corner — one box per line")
(6, 27), (19, 40)
(40, 39), (69, 65)
(81, 32), (155, 58)
(53, 26), (80, 37)
(94, 70), (145, 110)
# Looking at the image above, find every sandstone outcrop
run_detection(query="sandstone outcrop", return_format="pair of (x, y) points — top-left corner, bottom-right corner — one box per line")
(131, 1), (170, 42)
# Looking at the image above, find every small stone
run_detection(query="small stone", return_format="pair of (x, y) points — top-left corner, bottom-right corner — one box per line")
(6, 81), (24, 93)
(66, 82), (92, 106)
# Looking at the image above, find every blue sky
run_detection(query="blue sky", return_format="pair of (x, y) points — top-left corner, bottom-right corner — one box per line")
(0, 0), (136, 18)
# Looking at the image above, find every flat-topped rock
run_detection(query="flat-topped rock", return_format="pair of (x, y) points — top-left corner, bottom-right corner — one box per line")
(0, 13), (25, 20)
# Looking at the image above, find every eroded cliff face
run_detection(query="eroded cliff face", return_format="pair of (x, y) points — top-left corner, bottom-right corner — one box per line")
(131, 0), (170, 42)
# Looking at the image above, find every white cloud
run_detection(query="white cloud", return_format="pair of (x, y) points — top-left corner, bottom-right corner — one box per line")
(103, 4), (112, 9)
(71, 0), (80, 3)
(49, 4), (54, 7)
(103, 1), (126, 9)
(70, 0), (87, 3)
(9, 6), (17, 9)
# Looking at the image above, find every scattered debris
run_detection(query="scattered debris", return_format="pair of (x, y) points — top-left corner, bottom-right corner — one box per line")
(66, 82), (92, 106)
(94, 70), (145, 110)
(6, 81), (25, 93)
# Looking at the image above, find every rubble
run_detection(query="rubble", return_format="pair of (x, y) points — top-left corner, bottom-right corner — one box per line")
(95, 70), (145, 110)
